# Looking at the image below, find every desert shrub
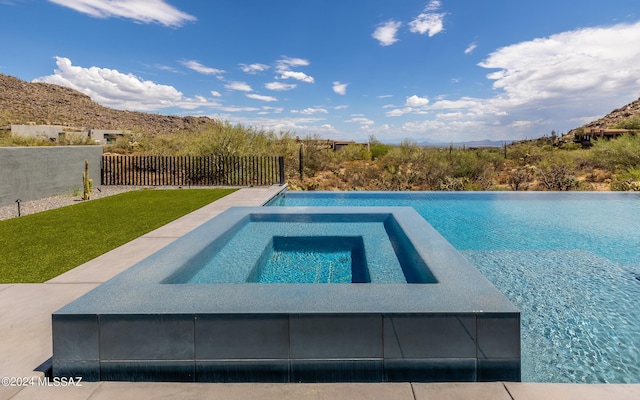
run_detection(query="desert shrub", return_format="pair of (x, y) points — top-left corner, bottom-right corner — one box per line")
(0, 134), (55, 147)
(439, 176), (467, 191)
(589, 134), (640, 170)
(333, 144), (371, 162)
(610, 167), (640, 191)
(56, 132), (96, 145)
(612, 116), (640, 131)
(450, 149), (494, 180)
(378, 142), (436, 189)
(536, 163), (580, 191)
(507, 167), (534, 191)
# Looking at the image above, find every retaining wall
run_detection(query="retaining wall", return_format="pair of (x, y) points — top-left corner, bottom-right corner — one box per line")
(0, 146), (102, 207)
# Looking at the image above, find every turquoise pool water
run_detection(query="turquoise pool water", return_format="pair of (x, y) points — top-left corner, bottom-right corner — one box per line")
(252, 236), (366, 284)
(270, 192), (640, 383)
(168, 215), (433, 285)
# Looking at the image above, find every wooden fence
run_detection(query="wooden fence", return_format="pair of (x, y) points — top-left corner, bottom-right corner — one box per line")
(101, 155), (285, 186)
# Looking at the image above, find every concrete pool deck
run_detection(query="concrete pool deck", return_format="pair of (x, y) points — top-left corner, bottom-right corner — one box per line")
(0, 185), (638, 399)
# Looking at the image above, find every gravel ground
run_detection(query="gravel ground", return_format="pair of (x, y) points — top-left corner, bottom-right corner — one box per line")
(0, 186), (150, 221)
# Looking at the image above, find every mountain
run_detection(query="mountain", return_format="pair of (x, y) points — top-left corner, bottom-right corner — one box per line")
(384, 136), (512, 147)
(568, 97), (640, 135)
(0, 74), (218, 135)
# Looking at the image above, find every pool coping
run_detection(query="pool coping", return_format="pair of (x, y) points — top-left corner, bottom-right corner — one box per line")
(53, 206), (519, 314)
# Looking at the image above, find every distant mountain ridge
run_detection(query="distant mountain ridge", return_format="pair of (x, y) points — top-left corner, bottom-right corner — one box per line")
(0, 74), (218, 135)
(2, 73), (640, 140)
(384, 136), (512, 148)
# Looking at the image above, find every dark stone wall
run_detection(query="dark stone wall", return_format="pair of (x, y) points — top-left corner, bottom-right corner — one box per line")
(0, 146), (102, 206)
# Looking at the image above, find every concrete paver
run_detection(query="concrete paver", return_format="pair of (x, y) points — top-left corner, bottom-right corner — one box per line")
(3, 382), (415, 400)
(413, 382), (512, 400)
(88, 382), (415, 400)
(505, 382), (640, 400)
(0, 386), (23, 400)
(45, 237), (177, 284)
(5, 382), (100, 400)
(0, 285), (13, 294)
(0, 283), (99, 378)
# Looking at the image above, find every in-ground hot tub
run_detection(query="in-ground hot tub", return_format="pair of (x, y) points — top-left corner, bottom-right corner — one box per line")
(52, 207), (520, 382)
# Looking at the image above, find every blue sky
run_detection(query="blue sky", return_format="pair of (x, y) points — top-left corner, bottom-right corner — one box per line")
(1, 0), (640, 143)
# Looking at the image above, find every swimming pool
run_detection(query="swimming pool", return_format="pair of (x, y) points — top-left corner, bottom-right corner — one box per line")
(269, 191), (640, 383)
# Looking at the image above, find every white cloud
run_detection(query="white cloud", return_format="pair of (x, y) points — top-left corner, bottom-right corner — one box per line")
(408, 0), (445, 37)
(48, 0), (196, 27)
(224, 81), (253, 92)
(210, 90), (221, 97)
(32, 56), (219, 111)
(274, 56), (314, 83)
(180, 60), (225, 76)
(246, 93), (277, 102)
(510, 120), (539, 129)
(386, 107), (414, 117)
(377, 94), (393, 99)
(261, 106), (284, 114)
(372, 20), (402, 46)
(346, 116), (374, 126)
(218, 106), (260, 113)
(406, 95), (429, 107)
(478, 21), (640, 107)
(155, 64), (178, 73)
(275, 56), (310, 72)
(333, 81), (348, 95)
(334, 105), (349, 110)
(226, 115), (332, 138)
(265, 81), (296, 91)
(280, 70), (314, 83)
(464, 42), (477, 54)
(436, 112), (464, 119)
(381, 22), (640, 141)
(240, 63), (270, 74)
(291, 107), (328, 115)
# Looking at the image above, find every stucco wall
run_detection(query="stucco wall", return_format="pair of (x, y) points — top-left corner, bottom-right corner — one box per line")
(10, 125), (67, 139)
(0, 146), (103, 207)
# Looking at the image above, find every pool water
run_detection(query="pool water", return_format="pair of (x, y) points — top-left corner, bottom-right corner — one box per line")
(250, 236), (367, 283)
(270, 192), (640, 383)
(259, 248), (352, 283)
(168, 215), (432, 285)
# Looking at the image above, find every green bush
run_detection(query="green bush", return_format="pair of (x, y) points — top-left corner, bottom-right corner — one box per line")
(612, 116), (640, 130)
(589, 134), (640, 170)
(610, 167), (640, 191)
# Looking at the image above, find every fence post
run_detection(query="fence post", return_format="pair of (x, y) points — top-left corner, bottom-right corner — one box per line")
(299, 143), (304, 180)
(278, 156), (285, 185)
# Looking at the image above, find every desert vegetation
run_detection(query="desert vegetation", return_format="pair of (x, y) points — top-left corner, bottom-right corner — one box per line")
(97, 119), (640, 191)
(3, 116), (640, 191)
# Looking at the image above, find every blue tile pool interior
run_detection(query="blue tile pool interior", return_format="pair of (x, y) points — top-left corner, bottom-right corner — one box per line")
(252, 236), (366, 283)
(52, 206), (520, 383)
(269, 191), (640, 384)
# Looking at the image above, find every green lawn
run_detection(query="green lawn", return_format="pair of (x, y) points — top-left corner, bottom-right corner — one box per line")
(0, 188), (237, 283)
